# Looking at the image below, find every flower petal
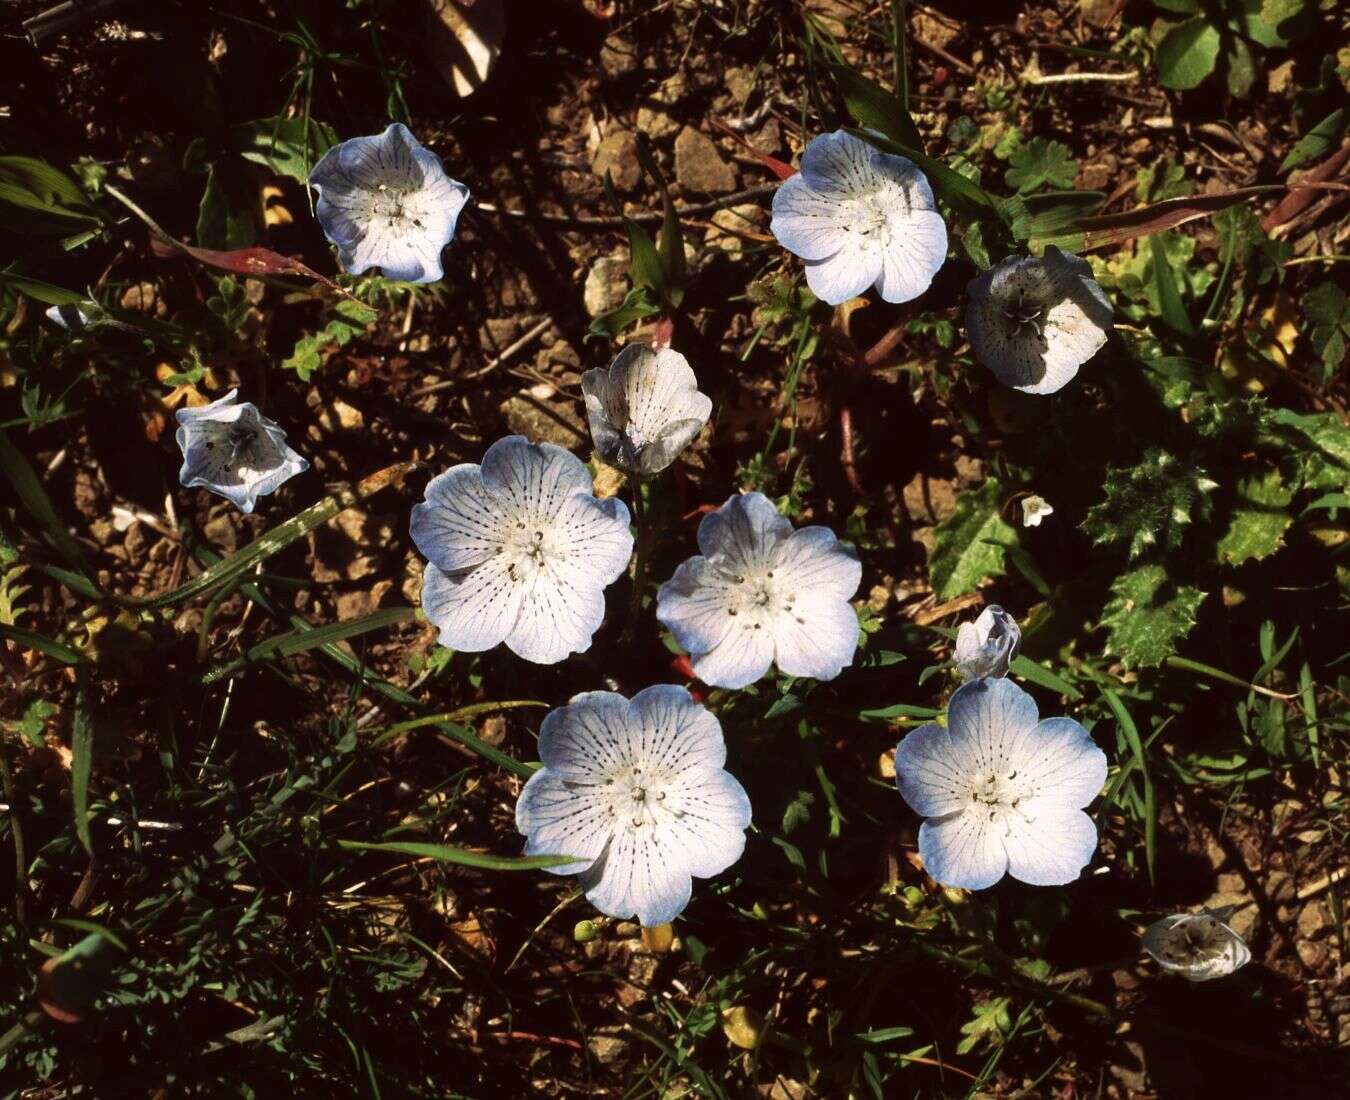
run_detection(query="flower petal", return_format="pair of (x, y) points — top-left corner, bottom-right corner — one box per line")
(770, 173), (852, 261)
(656, 557), (739, 657)
(1002, 805), (1098, 886)
(1014, 717), (1107, 808)
(894, 721), (977, 818)
(804, 238), (882, 305)
(945, 677), (1042, 776)
(695, 493), (793, 568)
(516, 771), (615, 874)
(506, 570), (609, 664)
(479, 435), (594, 521)
(640, 418), (707, 476)
(917, 810), (1008, 890)
(409, 463), (506, 573)
(627, 684), (730, 771)
(536, 690), (636, 778)
(658, 767), (752, 878)
(876, 208), (947, 304)
(769, 594), (858, 681)
(689, 618), (776, 689)
(799, 129), (880, 197)
(545, 494), (634, 590)
(578, 827), (693, 927)
(420, 560), (519, 653)
(621, 346), (711, 451)
(771, 526), (861, 601)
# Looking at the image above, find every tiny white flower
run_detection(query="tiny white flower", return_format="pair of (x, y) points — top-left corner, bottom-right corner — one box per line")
(516, 685), (752, 927)
(44, 303), (96, 331)
(409, 435), (633, 665)
(580, 344), (711, 477)
(953, 605), (1021, 681)
(175, 389), (309, 514)
(965, 246), (1113, 395)
(1021, 494), (1054, 527)
(770, 129), (948, 306)
(1142, 911), (1251, 981)
(656, 492), (861, 689)
(894, 678), (1107, 890)
(308, 122), (470, 284)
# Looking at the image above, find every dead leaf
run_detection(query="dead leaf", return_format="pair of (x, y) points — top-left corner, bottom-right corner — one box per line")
(427, 0), (506, 97)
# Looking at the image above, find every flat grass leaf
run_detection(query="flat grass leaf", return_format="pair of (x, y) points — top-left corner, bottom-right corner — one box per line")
(1004, 138), (1078, 195)
(1218, 470), (1293, 565)
(833, 64), (924, 151)
(1154, 18), (1221, 91)
(1102, 565), (1207, 668)
(929, 480), (1017, 600)
(1281, 109), (1347, 174)
(336, 839), (584, 871)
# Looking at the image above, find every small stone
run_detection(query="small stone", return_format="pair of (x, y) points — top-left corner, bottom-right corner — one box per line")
(1297, 939), (1329, 969)
(1266, 870), (1296, 903)
(203, 511), (238, 552)
(592, 130), (640, 191)
(586, 1031), (628, 1064)
(724, 66), (755, 103)
(583, 252), (629, 318)
(703, 203), (763, 257)
(1298, 902), (1329, 938)
(1268, 59), (1294, 95)
(674, 127), (737, 194)
(498, 392), (586, 450)
(598, 37), (638, 80)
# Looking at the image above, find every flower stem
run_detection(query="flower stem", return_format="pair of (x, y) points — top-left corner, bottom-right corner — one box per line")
(622, 473), (649, 646)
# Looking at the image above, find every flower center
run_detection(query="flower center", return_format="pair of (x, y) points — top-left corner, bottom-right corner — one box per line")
(599, 763), (677, 832)
(720, 567), (802, 629)
(501, 523), (553, 582)
(969, 771), (1035, 828)
(851, 196), (890, 241)
(1004, 290), (1045, 336)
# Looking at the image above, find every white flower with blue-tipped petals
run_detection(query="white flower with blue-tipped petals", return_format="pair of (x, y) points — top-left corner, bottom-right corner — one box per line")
(516, 685), (752, 927)
(1142, 911), (1251, 981)
(175, 389), (308, 514)
(894, 678), (1106, 890)
(409, 436), (633, 665)
(308, 122), (470, 284)
(965, 247), (1112, 395)
(656, 493), (861, 689)
(953, 605), (1020, 682)
(580, 344), (711, 477)
(770, 129), (947, 306)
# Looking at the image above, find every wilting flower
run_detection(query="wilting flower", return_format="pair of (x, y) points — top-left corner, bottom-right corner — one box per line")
(953, 605), (1020, 681)
(175, 389), (309, 514)
(656, 493), (861, 689)
(1142, 911), (1251, 981)
(1021, 494), (1054, 527)
(308, 122), (470, 284)
(965, 246), (1113, 395)
(515, 685), (752, 927)
(894, 678), (1107, 890)
(409, 436), (633, 665)
(580, 344), (711, 476)
(770, 129), (947, 306)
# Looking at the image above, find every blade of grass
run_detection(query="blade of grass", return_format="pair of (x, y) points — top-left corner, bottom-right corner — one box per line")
(0, 623), (83, 665)
(336, 839), (585, 871)
(0, 429), (94, 582)
(201, 607), (416, 683)
(71, 674), (93, 855)
(1102, 688), (1154, 884)
(1010, 655), (1081, 699)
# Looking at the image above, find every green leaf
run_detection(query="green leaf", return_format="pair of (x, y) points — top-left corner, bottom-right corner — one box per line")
(229, 116), (338, 183)
(1004, 138), (1078, 195)
(0, 429), (94, 581)
(586, 285), (661, 341)
(928, 480), (1017, 600)
(1281, 109), (1347, 174)
(281, 298), (377, 380)
(1301, 280), (1349, 374)
(1153, 0), (1199, 12)
(1217, 470), (1294, 566)
(832, 64), (924, 152)
(0, 269), (86, 306)
(1101, 565), (1207, 668)
(196, 161), (257, 251)
(0, 624), (83, 665)
(626, 218), (664, 295)
(71, 679), (93, 854)
(1102, 688), (1155, 883)
(1150, 231), (1195, 336)
(1083, 448), (1214, 560)
(336, 839), (585, 871)
(1224, 35), (1256, 99)
(1233, 0), (1312, 48)
(202, 607), (415, 683)
(1154, 18), (1221, 90)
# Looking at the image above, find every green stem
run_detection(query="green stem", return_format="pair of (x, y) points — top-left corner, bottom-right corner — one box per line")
(622, 474), (649, 646)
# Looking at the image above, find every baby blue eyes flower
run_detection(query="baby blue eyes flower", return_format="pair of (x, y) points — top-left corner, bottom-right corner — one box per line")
(770, 129), (948, 306)
(581, 344), (712, 477)
(953, 605), (1020, 682)
(656, 492), (862, 689)
(1142, 911), (1251, 981)
(515, 685), (752, 928)
(308, 122), (470, 284)
(894, 678), (1107, 891)
(175, 389), (309, 514)
(965, 246), (1113, 395)
(409, 435), (633, 665)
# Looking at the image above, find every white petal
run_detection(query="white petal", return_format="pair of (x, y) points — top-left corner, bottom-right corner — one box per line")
(580, 369), (624, 465)
(420, 560), (519, 653)
(536, 690), (636, 780)
(620, 346), (711, 453)
(917, 810), (1008, 890)
(769, 595), (859, 681)
(479, 435), (594, 520)
(579, 826), (693, 927)
(657, 767), (752, 878)
(409, 463), (506, 573)
(876, 208), (947, 303)
(506, 569), (608, 664)
(175, 388), (241, 425)
(799, 129), (881, 196)
(952, 606), (1020, 681)
(804, 238), (882, 305)
(656, 557), (739, 657)
(1014, 717), (1107, 808)
(689, 618), (776, 689)
(771, 526), (861, 601)
(516, 771), (614, 874)
(1142, 914), (1251, 981)
(894, 722), (977, 818)
(1003, 805), (1098, 886)
(770, 173), (851, 261)
(696, 493), (793, 568)
(628, 684), (729, 771)
(945, 677), (1042, 776)
(545, 494), (634, 590)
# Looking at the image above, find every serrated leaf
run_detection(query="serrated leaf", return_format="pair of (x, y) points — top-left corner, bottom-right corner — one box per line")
(929, 480), (1017, 600)
(1217, 470), (1293, 565)
(1301, 281), (1348, 375)
(1004, 138), (1078, 195)
(281, 298), (376, 380)
(1155, 18), (1221, 90)
(1102, 565), (1207, 668)
(1083, 448), (1213, 560)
